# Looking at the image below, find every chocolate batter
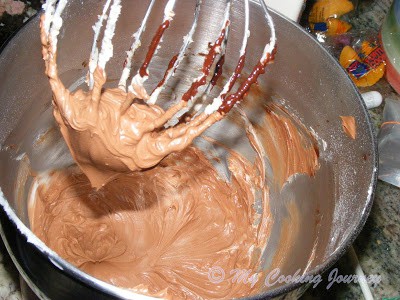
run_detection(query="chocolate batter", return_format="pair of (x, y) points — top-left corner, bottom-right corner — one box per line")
(340, 116), (357, 140)
(256, 106), (320, 188)
(29, 146), (269, 299)
(40, 15), (222, 189)
(28, 103), (321, 299)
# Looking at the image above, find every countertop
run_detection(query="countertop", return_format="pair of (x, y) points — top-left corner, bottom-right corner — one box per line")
(0, 0), (399, 299)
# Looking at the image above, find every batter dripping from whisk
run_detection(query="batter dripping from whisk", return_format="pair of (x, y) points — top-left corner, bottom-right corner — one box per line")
(39, 0), (275, 188)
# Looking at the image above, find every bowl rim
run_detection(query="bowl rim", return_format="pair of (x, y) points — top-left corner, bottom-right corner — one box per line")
(0, 2), (378, 299)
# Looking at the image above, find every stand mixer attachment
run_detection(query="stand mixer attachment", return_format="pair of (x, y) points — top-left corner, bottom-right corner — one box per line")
(40, 0), (276, 188)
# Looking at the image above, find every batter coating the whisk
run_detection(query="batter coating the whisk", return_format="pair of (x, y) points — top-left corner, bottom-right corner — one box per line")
(40, 0), (276, 188)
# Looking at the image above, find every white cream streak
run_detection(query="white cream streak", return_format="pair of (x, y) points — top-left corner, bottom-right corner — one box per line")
(183, 0), (231, 107)
(191, 0), (232, 112)
(204, 0), (249, 115)
(148, 0), (201, 105)
(260, 2), (276, 64)
(118, 0), (156, 91)
(163, 0), (177, 22)
(129, 0), (177, 99)
(89, 0), (113, 89)
(240, 0), (250, 57)
(97, 0), (122, 70)
(205, 2), (276, 115)
(42, 0), (58, 35)
(49, 0), (68, 51)
(128, 74), (149, 100)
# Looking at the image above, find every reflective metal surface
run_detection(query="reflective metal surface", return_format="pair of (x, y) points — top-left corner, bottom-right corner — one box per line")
(0, 0), (377, 299)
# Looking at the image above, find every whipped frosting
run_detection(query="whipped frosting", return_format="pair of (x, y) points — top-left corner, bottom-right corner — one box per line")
(29, 146), (269, 299)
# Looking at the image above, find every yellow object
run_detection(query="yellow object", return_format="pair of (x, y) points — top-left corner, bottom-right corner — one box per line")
(310, 18), (352, 35)
(339, 45), (385, 87)
(309, 0), (355, 23)
(326, 18), (352, 35)
(340, 46), (359, 67)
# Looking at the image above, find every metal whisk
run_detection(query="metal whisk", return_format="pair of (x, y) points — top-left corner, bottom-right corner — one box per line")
(40, 0), (276, 187)
(43, 0), (275, 114)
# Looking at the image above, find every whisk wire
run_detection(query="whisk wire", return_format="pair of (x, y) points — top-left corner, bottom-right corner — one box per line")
(148, 0), (202, 105)
(88, 0), (113, 89)
(118, 0), (157, 91)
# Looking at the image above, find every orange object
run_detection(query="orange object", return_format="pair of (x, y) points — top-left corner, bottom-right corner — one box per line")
(309, 0), (354, 24)
(340, 116), (357, 139)
(339, 43), (386, 87)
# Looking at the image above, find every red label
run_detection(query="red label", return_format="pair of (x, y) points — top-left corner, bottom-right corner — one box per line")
(364, 47), (385, 69)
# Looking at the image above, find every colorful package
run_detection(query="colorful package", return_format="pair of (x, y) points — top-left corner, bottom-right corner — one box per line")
(308, 0), (357, 36)
(339, 40), (386, 87)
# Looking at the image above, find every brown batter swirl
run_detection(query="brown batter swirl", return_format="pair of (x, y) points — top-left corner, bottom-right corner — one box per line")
(29, 147), (270, 299)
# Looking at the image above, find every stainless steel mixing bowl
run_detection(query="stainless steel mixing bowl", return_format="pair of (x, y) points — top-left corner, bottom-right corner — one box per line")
(0, 0), (377, 299)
